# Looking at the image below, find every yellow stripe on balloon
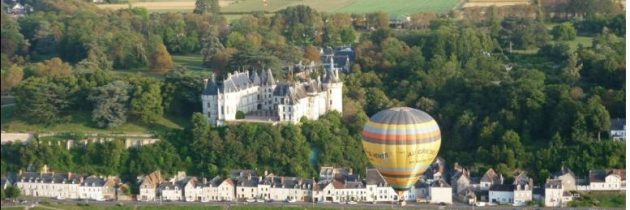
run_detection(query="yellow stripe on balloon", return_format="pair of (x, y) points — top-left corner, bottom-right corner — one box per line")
(362, 140), (441, 167)
(365, 120), (438, 129)
(384, 177), (421, 185)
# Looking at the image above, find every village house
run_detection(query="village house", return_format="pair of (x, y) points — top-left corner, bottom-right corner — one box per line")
(488, 184), (514, 205)
(552, 166), (577, 191)
(15, 166), (82, 199)
(201, 176), (235, 202)
(78, 176), (117, 201)
(429, 179), (452, 204)
(183, 177), (203, 202)
(584, 169), (625, 191)
(479, 168), (503, 191)
(450, 163), (471, 194)
(364, 168), (397, 203)
(545, 179), (572, 207)
(138, 171), (163, 202)
(423, 157), (446, 184)
(230, 169), (258, 200)
(610, 118), (626, 141)
(267, 176), (314, 201)
(156, 172), (196, 201)
(512, 171), (533, 205)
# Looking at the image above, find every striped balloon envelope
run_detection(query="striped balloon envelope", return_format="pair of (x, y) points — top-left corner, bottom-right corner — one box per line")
(362, 107), (441, 198)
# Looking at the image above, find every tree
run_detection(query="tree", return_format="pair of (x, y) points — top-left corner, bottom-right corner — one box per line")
(129, 77), (163, 123)
(33, 58), (73, 77)
(4, 186), (21, 198)
(586, 97), (611, 141)
(561, 52), (582, 85)
(1, 65), (24, 92)
(1, 12), (26, 68)
(552, 23), (577, 41)
(367, 12), (389, 30)
(88, 81), (131, 128)
(303, 45), (320, 64)
(193, 0), (220, 15)
(161, 71), (204, 116)
(13, 76), (78, 123)
(148, 36), (173, 74)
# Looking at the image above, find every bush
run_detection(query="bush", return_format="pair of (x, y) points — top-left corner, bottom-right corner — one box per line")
(235, 111), (245, 119)
(552, 23), (577, 41)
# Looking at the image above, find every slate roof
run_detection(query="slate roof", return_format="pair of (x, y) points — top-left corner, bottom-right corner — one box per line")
(489, 184), (514, 192)
(611, 118), (625, 131)
(545, 179), (562, 189)
(230, 169), (257, 179)
(223, 71), (252, 92)
(261, 69), (275, 86)
(365, 169), (386, 186)
(158, 181), (178, 190)
(82, 176), (106, 187)
(552, 166), (576, 179)
(273, 83), (308, 104)
(18, 172), (82, 184)
(237, 176), (259, 187)
(203, 75), (219, 95)
(590, 169), (626, 183)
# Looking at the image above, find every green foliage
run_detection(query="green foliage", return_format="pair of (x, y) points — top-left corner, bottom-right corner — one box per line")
(4, 186), (21, 198)
(552, 23), (577, 41)
(498, 17), (549, 50)
(88, 81), (131, 128)
(128, 77), (164, 123)
(235, 111), (245, 119)
(0, 12), (26, 68)
(193, 0), (220, 15)
(161, 71), (204, 116)
(13, 76), (79, 124)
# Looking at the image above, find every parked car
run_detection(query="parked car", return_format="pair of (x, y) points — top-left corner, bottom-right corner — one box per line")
(346, 201), (357, 205)
(256, 199), (265, 203)
(285, 198), (297, 203)
(245, 198), (255, 203)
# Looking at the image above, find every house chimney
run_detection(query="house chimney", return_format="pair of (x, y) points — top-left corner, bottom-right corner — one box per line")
(499, 174), (504, 184)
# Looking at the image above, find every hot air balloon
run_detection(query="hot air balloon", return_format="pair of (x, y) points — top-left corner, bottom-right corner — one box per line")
(362, 107), (441, 205)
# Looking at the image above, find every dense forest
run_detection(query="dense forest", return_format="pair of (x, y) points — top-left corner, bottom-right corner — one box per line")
(0, 0), (626, 186)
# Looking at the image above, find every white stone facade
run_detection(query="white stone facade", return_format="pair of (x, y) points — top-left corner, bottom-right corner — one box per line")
(202, 64), (342, 126)
(15, 172), (81, 199)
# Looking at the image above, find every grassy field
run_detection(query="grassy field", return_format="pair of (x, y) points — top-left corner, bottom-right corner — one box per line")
(97, 0), (460, 16)
(565, 36), (593, 51)
(569, 191), (626, 208)
(97, 0), (233, 13)
(223, 0), (460, 15)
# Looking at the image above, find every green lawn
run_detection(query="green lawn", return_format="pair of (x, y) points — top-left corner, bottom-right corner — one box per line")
(222, 0), (460, 15)
(565, 36), (593, 51)
(172, 55), (206, 71)
(1, 110), (183, 134)
(172, 55), (215, 78)
(569, 191), (626, 208)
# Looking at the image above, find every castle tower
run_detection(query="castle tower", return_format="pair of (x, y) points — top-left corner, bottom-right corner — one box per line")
(323, 57), (343, 113)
